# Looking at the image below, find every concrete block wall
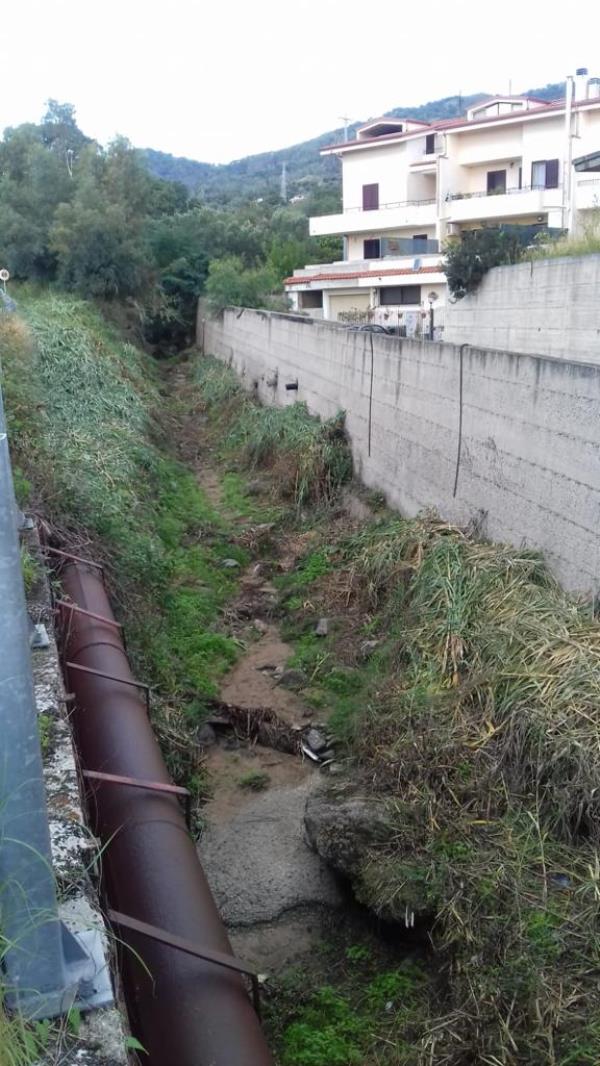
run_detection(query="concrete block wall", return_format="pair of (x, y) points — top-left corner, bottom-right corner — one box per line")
(444, 255), (600, 364)
(199, 307), (600, 595)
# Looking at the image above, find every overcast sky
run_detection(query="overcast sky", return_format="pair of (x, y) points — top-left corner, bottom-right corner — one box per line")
(2, 0), (598, 164)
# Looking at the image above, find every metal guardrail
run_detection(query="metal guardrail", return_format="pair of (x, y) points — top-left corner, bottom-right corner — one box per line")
(0, 316), (109, 1019)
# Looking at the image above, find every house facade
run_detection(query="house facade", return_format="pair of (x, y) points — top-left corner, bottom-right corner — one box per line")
(284, 72), (600, 336)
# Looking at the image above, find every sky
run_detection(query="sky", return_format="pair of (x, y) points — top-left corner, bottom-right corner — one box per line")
(2, 0), (599, 164)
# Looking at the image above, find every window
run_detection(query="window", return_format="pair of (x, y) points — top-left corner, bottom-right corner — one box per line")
(299, 290), (323, 309)
(425, 133), (435, 154)
(379, 285), (422, 306)
(531, 159), (559, 189)
(363, 239), (381, 259)
(362, 183), (379, 210)
(487, 170), (506, 195)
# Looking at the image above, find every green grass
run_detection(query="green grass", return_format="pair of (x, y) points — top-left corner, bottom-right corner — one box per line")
(266, 959), (429, 1066)
(0, 295), (244, 750)
(220, 471), (281, 523)
(529, 207), (600, 259)
(196, 358), (352, 507)
(238, 769), (270, 791)
(20, 545), (40, 594)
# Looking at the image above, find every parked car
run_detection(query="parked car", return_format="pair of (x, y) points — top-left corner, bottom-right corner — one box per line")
(346, 323), (391, 334)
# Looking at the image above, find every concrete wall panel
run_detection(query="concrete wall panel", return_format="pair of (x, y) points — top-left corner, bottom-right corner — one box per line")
(200, 307), (600, 593)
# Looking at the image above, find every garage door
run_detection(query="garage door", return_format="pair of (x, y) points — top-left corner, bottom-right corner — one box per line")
(327, 292), (371, 320)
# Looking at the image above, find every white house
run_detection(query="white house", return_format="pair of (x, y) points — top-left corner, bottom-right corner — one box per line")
(285, 70), (600, 334)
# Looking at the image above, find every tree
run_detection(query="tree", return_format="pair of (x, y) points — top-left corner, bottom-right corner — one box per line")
(444, 227), (525, 300)
(204, 256), (277, 313)
(50, 201), (148, 299)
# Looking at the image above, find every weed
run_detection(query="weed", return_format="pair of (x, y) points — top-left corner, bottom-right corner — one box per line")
(37, 713), (54, 757)
(269, 959), (430, 1066)
(238, 770), (270, 791)
(20, 545), (40, 593)
(196, 358), (352, 507)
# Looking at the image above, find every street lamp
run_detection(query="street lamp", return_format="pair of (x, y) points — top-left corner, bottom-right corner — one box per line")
(428, 291), (439, 340)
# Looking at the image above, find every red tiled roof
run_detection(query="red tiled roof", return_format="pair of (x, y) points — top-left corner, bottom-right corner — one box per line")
(321, 97), (599, 154)
(283, 265), (443, 287)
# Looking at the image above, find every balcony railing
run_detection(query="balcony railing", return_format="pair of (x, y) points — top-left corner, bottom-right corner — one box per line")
(447, 184), (562, 201)
(380, 237), (439, 255)
(341, 197), (436, 214)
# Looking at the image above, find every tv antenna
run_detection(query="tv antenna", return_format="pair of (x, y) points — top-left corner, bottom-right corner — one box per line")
(338, 115), (353, 142)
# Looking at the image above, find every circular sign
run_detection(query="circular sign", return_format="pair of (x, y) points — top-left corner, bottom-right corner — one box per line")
(0, 269), (10, 282)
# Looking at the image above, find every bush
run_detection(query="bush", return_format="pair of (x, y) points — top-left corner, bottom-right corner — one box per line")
(204, 255), (277, 313)
(444, 226), (525, 299)
(196, 358), (352, 506)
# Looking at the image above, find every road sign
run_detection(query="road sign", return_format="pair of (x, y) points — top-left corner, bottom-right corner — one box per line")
(0, 269), (10, 282)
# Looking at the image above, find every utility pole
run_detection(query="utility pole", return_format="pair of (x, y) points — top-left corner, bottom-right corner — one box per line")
(564, 74), (575, 232)
(280, 161), (287, 202)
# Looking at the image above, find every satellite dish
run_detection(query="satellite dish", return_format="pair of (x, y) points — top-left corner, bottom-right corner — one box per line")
(0, 269), (10, 282)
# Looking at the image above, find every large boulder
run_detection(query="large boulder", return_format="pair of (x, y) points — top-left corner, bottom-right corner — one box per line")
(304, 790), (392, 881)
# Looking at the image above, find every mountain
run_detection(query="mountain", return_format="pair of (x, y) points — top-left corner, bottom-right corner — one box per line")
(140, 82), (565, 203)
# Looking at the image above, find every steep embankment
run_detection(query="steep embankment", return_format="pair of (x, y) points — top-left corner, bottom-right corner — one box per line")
(4, 295), (600, 1066)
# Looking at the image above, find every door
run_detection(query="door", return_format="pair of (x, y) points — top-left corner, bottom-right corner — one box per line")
(487, 169), (506, 195)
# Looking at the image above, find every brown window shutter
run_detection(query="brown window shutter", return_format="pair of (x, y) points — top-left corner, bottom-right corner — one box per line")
(545, 159), (559, 189)
(362, 183), (379, 210)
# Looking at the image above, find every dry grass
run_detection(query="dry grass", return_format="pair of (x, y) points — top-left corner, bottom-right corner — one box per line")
(326, 515), (600, 1064)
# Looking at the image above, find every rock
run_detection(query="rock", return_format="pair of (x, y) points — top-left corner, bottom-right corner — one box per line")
(315, 617), (329, 637)
(246, 479), (265, 496)
(222, 558), (240, 569)
(278, 668), (307, 690)
(320, 748), (336, 761)
(304, 727), (329, 754)
(304, 791), (391, 880)
(253, 618), (268, 634)
(197, 723), (217, 748)
(359, 639), (379, 660)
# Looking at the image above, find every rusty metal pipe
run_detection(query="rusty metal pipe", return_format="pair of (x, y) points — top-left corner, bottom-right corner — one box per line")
(58, 561), (273, 1066)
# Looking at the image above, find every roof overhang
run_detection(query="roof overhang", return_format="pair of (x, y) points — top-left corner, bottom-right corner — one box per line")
(574, 150), (600, 172)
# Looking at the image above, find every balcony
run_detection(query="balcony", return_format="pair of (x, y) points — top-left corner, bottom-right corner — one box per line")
(380, 236), (439, 255)
(309, 198), (437, 237)
(286, 250), (445, 288)
(445, 185), (563, 223)
(575, 178), (600, 210)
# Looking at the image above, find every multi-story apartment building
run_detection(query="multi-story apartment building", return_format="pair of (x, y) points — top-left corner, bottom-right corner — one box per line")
(284, 71), (600, 335)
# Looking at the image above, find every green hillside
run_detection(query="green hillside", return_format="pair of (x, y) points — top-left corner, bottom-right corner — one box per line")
(140, 82), (565, 202)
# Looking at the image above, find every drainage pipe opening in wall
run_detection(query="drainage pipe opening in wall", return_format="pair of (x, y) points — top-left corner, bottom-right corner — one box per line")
(55, 559), (273, 1066)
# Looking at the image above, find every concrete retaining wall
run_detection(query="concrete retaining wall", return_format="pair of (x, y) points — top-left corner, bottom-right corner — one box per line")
(444, 255), (600, 363)
(199, 306), (600, 594)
